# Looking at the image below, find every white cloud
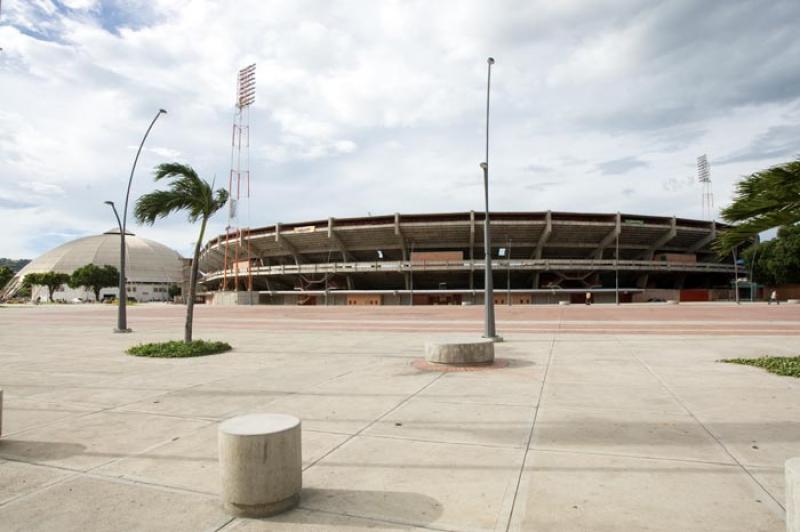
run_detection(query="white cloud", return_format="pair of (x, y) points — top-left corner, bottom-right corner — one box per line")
(1, 0), (799, 259)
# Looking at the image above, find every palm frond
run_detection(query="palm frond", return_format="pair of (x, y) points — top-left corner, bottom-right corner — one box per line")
(134, 162), (229, 226)
(716, 158), (800, 254)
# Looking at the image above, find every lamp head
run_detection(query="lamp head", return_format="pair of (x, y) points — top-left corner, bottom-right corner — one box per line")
(159, 109), (167, 115)
(480, 162), (488, 170)
(104, 201), (115, 206)
(487, 57), (495, 65)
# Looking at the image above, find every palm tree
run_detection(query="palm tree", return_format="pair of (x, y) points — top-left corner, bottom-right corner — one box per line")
(717, 158), (800, 254)
(135, 163), (228, 343)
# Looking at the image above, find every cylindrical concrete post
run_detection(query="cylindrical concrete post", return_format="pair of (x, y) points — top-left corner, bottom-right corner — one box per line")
(788, 457), (800, 532)
(218, 413), (302, 517)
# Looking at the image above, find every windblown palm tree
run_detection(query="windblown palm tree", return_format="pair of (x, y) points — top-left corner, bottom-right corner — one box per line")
(717, 158), (800, 254)
(135, 163), (228, 343)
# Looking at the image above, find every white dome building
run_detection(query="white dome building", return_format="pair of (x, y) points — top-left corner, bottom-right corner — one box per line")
(3, 229), (186, 302)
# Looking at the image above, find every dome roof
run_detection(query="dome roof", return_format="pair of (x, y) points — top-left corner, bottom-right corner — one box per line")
(14, 232), (184, 284)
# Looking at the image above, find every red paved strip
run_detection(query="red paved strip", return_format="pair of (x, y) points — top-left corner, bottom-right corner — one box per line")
(2, 304), (798, 335)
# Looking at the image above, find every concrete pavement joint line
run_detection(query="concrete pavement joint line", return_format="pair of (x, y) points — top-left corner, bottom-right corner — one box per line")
(503, 334), (557, 532)
(0, 470), (82, 509)
(80, 364), (373, 476)
(530, 447), (748, 469)
(293, 504), (459, 532)
(359, 431), (531, 451)
(620, 337), (786, 512)
(302, 371), (446, 472)
(211, 516), (236, 532)
(82, 470), (219, 498)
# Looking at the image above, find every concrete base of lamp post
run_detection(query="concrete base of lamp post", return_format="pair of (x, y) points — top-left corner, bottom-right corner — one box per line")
(218, 413), (302, 518)
(558, 301), (570, 306)
(787, 457), (800, 532)
(666, 300), (679, 305)
(113, 328), (133, 333)
(424, 338), (495, 365)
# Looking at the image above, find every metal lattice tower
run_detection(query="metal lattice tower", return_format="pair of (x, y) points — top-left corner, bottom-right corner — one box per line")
(697, 154), (714, 220)
(222, 64), (256, 291)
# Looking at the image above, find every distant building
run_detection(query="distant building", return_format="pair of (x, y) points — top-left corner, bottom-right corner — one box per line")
(199, 211), (736, 305)
(3, 229), (185, 302)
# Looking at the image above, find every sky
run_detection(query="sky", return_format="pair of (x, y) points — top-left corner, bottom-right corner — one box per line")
(1, 0), (799, 259)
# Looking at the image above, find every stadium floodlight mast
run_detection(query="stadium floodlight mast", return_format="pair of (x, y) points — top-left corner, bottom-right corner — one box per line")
(480, 56), (499, 340)
(107, 108), (167, 333)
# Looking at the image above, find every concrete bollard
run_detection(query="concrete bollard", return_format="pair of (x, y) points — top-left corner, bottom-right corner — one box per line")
(558, 300), (570, 306)
(218, 413), (302, 517)
(666, 300), (679, 305)
(787, 299), (800, 305)
(425, 338), (494, 365)
(788, 458), (800, 532)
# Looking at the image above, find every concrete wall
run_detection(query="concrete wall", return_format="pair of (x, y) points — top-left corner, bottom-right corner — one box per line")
(209, 291), (259, 305)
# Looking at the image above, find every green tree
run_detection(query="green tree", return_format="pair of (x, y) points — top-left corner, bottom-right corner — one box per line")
(68, 264), (119, 302)
(134, 162), (228, 343)
(717, 158), (800, 254)
(23, 271), (71, 302)
(743, 225), (800, 286)
(0, 266), (13, 290)
(167, 284), (181, 300)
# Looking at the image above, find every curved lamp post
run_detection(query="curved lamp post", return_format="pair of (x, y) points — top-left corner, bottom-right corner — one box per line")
(481, 56), (498, 340)
(108, 108), (167, 333)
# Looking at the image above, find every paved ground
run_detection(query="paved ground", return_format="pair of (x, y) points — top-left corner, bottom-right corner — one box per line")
(0, 303), (798, 531)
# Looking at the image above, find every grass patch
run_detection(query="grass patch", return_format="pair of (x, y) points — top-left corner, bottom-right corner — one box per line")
(127, 340), (232, 358)
(721, 356), (800, 378)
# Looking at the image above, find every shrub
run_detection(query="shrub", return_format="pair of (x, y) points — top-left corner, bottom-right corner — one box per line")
(127, 340), (232, 358)
(721, 356), (800, 378)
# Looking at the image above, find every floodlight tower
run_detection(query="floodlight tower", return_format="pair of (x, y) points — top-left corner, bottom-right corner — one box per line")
(697, 154), (714, 220)
(222, 64), (256, 292)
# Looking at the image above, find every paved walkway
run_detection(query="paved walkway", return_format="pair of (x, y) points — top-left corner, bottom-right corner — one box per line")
(0, 304), (797, 530)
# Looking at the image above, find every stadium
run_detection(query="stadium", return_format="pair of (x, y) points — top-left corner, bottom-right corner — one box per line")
(199, 211), (737, 305)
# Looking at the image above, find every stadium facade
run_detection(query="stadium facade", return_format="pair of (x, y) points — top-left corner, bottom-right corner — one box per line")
(199, 211), (737, 305)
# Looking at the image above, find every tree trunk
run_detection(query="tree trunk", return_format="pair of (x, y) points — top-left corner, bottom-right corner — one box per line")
(48, 285), (56, 302)
(185, 217), (208, 343)
(94, 287), (101, 302)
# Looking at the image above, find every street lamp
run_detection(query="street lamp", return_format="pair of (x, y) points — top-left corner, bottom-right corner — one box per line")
(111, 108), (167, 333)
(481, 55), (499, 340)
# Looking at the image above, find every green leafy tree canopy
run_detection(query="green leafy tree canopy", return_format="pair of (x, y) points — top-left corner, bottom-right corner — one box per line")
(0, 266), (13, 290)
(23, 271), (71, 302)
(68, 264), (119, 301)
(743, 225), (800, 286)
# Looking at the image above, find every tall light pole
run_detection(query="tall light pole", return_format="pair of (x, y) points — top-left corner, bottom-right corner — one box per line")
(481, 56), (498, 340)
(733, 246), (740, 305)
(112, 109), (167, 333)
(507, 237), (511, 306)
(750, 245), (759, 303)
(615, 231), (620, 305)
(409, 241), (415, 306)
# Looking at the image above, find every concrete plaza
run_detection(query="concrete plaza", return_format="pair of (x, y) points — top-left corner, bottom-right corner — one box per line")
(0, 303), (798, 531)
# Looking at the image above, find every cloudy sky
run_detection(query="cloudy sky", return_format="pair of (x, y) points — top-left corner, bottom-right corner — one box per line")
(1, 0), (799, 259)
